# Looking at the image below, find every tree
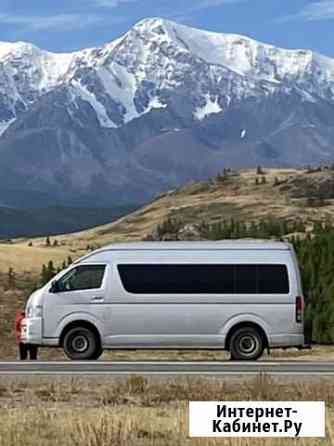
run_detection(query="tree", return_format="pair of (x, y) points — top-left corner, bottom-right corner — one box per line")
(47, 260), (56, 280)
(7, 267), (15, 289)
(41, 264), (49, 286)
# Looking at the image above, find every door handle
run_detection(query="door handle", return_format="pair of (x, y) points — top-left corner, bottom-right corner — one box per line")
(91, 296), (104, 303)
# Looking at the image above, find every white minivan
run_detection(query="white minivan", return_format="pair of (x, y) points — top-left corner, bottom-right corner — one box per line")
(22, 241), (305, 361)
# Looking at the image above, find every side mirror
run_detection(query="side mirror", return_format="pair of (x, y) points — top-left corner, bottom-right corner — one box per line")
(50, 280), (60, 293)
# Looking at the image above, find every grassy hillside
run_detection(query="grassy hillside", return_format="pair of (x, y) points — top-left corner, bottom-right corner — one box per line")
(0, 165), (331, 303)
(2, 167), (334, 276)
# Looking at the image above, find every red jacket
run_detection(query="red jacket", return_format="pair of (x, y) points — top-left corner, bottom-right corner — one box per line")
(15, 311), (25, 344)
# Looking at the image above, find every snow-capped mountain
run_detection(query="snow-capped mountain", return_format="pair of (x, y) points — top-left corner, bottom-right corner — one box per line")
(1, 17), (334, 208)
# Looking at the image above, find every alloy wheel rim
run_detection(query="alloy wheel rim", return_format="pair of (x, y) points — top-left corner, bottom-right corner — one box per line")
(239, 334), (258, 356)
(72, 335), (89, 353)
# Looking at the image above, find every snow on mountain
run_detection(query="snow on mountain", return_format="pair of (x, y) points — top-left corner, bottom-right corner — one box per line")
(126, 18), (334, 89)
(194, 94), (222, 120)
(0, 41), (74, 128)
(0, 41), (73, 92)
(2, 18), (334, 210)
(0, 118), (14, 136)
(1, 17), (334, 135)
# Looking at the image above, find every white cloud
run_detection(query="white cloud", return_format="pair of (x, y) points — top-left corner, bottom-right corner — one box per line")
(195, 0), (246, 8)
(0, 12), (127, 32)
(279, 1), (334, 22)
(94, 0), (139, 8)
(0, 0), (248, 35)
(301, 1), (334, 21)
(164, 0), (247, 24)
(94, 0), (245, 11)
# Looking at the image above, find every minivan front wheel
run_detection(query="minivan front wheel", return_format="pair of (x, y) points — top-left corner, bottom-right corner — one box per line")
(229, 326), (264, 361)
(63, 327), (101, 361)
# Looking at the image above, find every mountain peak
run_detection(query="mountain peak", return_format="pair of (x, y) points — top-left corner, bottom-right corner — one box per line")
(0, 41), (41, 59)
(1, 19), (334, 211)
(122, 18), (317, 82)
(130, 17), (178, 40)
(133, 17), (172, 29)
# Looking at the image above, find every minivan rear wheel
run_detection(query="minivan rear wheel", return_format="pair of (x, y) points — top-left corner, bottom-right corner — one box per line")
(230, 326), (264, 361)
(63, 327), (101, 361)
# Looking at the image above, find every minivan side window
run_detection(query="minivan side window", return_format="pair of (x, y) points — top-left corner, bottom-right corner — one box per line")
(258, 265), (289, 294)
(117, 264), (289, 294)
(118, 264), (234, 294)
(56, 265), (106, 292)
(235, 265), (257, 294)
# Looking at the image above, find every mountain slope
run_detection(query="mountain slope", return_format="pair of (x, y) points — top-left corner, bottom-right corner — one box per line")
(1, 18), (334, 208)
(0, 204), (134, 238)
(4, 167), (334, 275)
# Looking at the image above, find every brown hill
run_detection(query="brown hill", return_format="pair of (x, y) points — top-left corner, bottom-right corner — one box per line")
(2, 167), (334, 277)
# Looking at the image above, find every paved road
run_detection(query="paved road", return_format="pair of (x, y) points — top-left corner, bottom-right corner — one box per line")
(0, 361), (333, 375)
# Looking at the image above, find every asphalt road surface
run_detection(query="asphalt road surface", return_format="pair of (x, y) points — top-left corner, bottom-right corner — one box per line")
(0, 361), (333, 375)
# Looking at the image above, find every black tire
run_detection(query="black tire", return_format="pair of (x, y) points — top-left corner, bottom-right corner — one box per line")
(91, 346), (103, 360)
(63, 327), (100, 361)
(229, 326), (264, 361)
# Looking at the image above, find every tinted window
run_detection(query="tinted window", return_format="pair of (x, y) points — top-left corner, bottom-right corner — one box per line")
(57, 265), (106, 291)
(258, 265), (289, 294)
(118, 264), (234, 294)
(117, 264), (289, 294)
(235, 265), (257, 294)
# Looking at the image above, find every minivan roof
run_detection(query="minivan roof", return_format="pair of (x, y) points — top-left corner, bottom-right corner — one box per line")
(74, 240), (292, 264)
(97, 240), (291, 251)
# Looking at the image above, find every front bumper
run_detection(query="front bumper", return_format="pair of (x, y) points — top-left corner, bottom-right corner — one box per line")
(21, 317), (43, 345)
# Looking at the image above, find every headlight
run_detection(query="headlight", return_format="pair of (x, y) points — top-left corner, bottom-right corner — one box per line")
(27, 305), (43, 318)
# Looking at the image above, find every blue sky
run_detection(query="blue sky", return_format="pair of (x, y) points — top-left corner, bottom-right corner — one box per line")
(0, 0), (333, 57)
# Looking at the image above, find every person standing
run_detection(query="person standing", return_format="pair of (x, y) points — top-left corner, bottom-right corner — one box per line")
(15, 310), (38, 360)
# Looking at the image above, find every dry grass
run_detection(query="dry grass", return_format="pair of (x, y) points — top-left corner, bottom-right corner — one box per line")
(0, 375), (332, 445)
(0, 242), (75, 275)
